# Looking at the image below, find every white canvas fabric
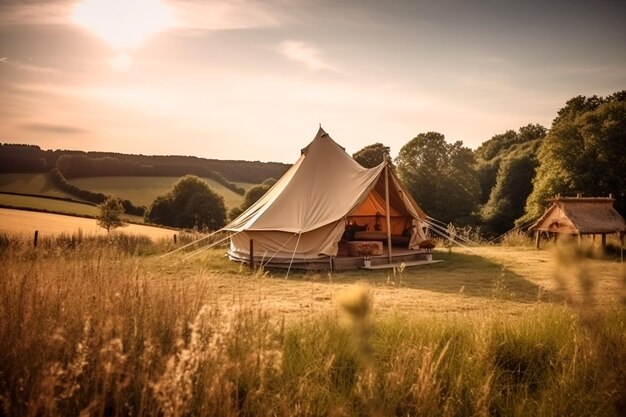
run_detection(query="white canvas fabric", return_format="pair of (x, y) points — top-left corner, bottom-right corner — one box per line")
(225, 128), (428, 260)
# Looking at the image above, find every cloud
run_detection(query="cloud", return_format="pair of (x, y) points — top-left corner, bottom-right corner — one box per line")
(0, 0), (280, 32)
(0, 57), (61, 75)
(0, 0), (73, 26)
(20, 123), (88, 134)
(278, 40), (339, 72)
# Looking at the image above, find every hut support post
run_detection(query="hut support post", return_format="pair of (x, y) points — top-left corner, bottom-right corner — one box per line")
(249, 239), (254, 269)
(577, 233), (582, 245)
(384, 164), (393, 263)
(601, 234), (606, 249)
(534, 231), (540, 249)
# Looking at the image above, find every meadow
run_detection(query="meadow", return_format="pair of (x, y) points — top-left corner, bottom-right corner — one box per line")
(66, 176), (252, 208)
(1, 234), (624, 416)
(0, 173), (77, 199)
(0, 208), (172, 240)
(0, 174), (253, 219)
(0, 193), (101, 218)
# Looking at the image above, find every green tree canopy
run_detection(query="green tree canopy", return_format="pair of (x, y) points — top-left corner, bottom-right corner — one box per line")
(144, 175), (226, 230)
(395, 132), (480, 224)
(480, 141), (541, 235)
(475, 124), (546, 203)
(96, 196), (126, 233)
(523, 92), (626, 222)
(261, 177), (277, 186)
(241, 184), (271, 210)
(226, 183), (272, 222)
(352, 143), (392, 168)
(473, 124), (546, 235)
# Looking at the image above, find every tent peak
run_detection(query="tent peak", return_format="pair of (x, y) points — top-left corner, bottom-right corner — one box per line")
(302, 126), (344, 155)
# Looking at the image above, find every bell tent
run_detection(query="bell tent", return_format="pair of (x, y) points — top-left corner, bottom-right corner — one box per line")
(224, 128), (430, 269)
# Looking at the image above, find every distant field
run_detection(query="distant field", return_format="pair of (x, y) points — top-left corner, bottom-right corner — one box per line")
(0, 173), (255, 211)
(67, 176), (254, 208)
(0, 194), (143, 221)
(0, 208), (174, 240)
(0, 193), (99, 216)
(0, 173), (79, 200)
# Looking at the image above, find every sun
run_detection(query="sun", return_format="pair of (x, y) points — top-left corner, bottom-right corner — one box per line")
(72, 0), (171, 51)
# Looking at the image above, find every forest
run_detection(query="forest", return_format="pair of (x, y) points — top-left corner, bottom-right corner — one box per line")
(386, 90), (625, 236)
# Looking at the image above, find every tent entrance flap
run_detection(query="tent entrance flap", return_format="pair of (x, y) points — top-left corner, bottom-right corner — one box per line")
(346, 168), (418, 240)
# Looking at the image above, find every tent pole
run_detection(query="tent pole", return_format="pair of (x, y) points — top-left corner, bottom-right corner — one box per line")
(385, 164), (393, 263)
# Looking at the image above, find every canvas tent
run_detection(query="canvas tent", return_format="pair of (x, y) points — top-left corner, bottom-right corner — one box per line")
(225, 128), (428, 264)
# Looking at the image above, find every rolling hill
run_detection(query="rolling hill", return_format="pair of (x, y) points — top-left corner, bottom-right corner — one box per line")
(0, 173), (253, 220)
(66, 176), (252, 208)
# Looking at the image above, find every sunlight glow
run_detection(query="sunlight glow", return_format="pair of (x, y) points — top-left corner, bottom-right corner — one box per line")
(72, 0), (171, 50)
(109, 52), (131, 71)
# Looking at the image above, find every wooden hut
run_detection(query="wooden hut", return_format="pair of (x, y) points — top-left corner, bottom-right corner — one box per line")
(531, 195), (626, 249)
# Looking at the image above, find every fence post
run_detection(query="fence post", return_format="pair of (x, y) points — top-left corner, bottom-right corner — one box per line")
(173, 234), (177, 244)
(33, 230), (39, 247)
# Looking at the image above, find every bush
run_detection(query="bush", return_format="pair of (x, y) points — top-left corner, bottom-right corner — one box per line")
(500, 229), (534, 246)
(144, 175), (226, 230)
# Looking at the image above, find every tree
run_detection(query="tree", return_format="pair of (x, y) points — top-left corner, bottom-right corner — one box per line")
(144, 175), (226, 230)
(523, 92), (626, 222)
(352, 143), (392, 168)
(395, 132), (480, 224)
(228, 206), (244, 221)
(474, 124), (546, 203)
(144, 195), (174, 226)
(226, 182), (273, 222)
(241, 184), (271, 211)
(96, 196), (126, 233)
(261, 178), (277, 186)
(473, 124), (546, 234)
(480, 142), (540, 235)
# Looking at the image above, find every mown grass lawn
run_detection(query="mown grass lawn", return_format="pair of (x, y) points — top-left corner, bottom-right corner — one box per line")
(151, 244), (624, 318)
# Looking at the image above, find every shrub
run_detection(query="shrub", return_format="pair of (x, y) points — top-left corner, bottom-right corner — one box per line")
(145, 175), (226, 230)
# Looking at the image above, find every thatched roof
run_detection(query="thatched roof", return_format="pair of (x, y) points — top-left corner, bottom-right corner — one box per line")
(532, 196), (626, 234)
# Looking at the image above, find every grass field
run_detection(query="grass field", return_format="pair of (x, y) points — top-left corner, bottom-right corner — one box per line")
(67, 176), (254, 208)
(0, 208), (171, 239)
(1, 236), (624, 416)
(0, 173), (255, 212)
(146, 244), (625, 318)
(0, 193), (101, 217)
(0, 173), (78, 199)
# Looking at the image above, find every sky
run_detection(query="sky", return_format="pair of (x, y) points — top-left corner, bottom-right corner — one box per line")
(1, 0), (625, 163)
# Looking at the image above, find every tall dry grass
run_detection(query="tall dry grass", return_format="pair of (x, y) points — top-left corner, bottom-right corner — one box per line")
(0, 236), (624, 416)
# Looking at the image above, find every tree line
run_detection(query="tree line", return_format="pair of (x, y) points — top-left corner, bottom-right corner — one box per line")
(0, 145), (289, 184)
(54, 155), (246, 195)
(354, 90), (625, 237)
(50, 167), (146, 216)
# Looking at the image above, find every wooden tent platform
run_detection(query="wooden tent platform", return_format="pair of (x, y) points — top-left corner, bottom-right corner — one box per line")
(242, 247), (435, 271)
(362, 259), (442, 270)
